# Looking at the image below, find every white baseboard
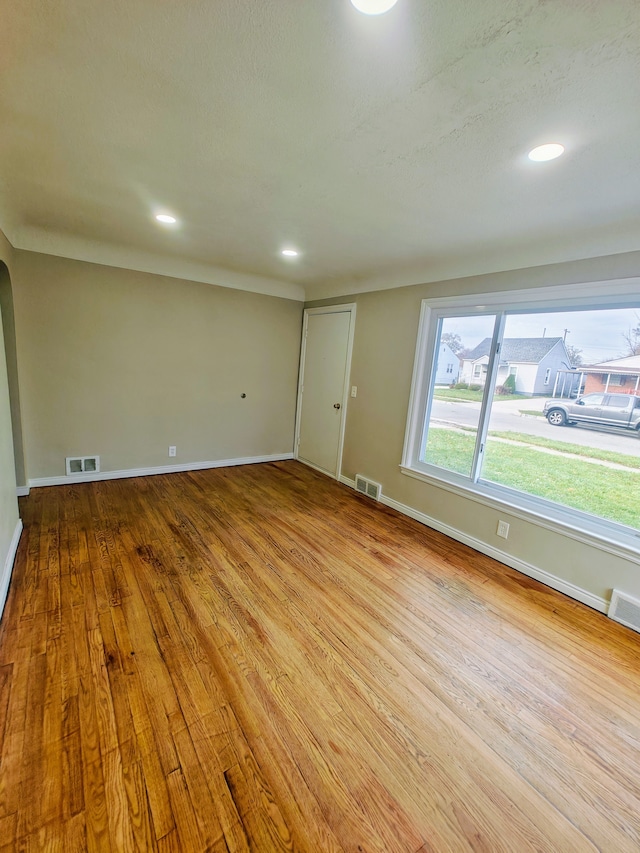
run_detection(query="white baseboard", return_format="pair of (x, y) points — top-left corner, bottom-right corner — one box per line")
(0, 519), (23, 622)
(296, 457), (338, 479)
(339, 475), (357, 488)
(29, 452), (295, 489)
(16, 486), (30, 497)
(340, 475), (607, 614)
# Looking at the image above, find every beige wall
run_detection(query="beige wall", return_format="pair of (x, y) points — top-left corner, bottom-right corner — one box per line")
(0, 229), (20, 602)
(308, 251), (640, 605)
(0, 265), (26, 488)
(5, 241), (640, 609)
(12, 251), (303, 479)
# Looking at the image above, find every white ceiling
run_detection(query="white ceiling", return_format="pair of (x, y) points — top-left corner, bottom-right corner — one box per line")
(1, 0), (639, 301)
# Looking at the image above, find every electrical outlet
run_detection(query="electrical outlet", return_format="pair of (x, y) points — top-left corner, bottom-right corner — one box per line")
(497, 520), (509, 539)
(168, 446), (177, 457)
(351, 386), (358, 397)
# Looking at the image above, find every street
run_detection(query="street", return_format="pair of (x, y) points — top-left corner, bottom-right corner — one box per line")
(430, 398), (640, 456)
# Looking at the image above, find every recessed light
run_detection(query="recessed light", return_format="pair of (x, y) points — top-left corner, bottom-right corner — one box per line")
(155, 213), (177, 224)
(528, 143), (565, 162)
(281, 248), (300, 258)
(350, 0), (399, 14)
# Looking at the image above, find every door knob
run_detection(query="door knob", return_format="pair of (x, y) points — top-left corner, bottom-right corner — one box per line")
(333, 403), (341, 410)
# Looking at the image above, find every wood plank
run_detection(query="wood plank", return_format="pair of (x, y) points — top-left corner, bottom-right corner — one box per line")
(1, 461), (639, 851)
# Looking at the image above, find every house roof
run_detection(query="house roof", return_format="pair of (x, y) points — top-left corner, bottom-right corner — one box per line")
(1, 1), (640, 302)
(584, 355), (640, 370)
(464, 337), (564, 364)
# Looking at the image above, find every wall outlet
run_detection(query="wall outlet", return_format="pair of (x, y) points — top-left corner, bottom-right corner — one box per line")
(496, 520), (510, 539)
(168, 446), (177, 457)
(351, 386), (358, 397)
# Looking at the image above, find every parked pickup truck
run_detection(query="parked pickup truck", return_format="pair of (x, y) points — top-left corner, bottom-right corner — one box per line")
(543, 393), (640, 434)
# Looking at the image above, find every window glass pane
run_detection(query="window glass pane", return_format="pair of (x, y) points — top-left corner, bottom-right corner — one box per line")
(607, 394), (629, 407)
(481, 308), (640, 530)
(422, 315), (497, 476)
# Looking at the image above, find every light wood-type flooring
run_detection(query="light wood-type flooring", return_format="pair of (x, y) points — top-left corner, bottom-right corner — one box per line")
(1, 460), (640, 851)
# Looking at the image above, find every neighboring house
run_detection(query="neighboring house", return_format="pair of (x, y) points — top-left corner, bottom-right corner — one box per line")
(582, 354), (640, 395)
(434, 342), (460, 385)
(459, 337), (572, 396)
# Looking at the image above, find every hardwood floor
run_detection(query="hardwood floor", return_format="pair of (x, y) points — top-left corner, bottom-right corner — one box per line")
(1, 460), (639, 851)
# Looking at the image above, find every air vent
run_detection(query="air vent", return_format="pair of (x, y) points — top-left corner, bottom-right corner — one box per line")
(354, 474), (381, 501)
(66, 455), (100, 476)
(608, 589), (640, 635)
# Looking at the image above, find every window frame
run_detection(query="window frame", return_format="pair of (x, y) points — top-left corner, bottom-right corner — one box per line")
(607, 393), (631, 407)
(401, 279), (640, 557)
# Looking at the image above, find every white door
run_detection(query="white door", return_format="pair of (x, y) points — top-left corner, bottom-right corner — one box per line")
(296, 306), (356, 478)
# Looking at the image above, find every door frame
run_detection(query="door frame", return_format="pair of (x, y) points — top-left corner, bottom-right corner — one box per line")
(294, 303), (357, 479)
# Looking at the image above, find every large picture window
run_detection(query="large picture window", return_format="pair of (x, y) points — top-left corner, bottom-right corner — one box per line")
(403, 282), (640, 545)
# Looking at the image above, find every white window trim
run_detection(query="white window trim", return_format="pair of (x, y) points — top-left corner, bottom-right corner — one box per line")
(401, 277), (640, 559)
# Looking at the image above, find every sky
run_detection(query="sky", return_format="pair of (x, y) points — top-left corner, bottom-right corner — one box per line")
(443, 307), (640, 364)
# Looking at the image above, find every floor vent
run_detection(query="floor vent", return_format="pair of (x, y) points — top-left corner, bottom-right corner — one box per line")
(608, 589), (640, 635)
(354, 474), (381, 501)
(66, 455), (100, 476)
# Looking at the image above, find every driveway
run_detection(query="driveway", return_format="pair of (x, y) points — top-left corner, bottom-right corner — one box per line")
(430, 398), (640, 456)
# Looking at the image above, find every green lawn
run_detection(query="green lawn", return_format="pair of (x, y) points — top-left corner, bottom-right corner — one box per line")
(489, 430), (640, 471)
(433, 388), (531, 404)
(433, 388), (484, 402)
(423, 428), (640, 529)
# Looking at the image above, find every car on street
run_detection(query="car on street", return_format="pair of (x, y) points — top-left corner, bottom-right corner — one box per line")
(543, 393), (640, 435)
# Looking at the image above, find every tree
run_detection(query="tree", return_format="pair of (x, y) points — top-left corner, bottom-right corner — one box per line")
(621, 313), (640, 356)
(502, 373), (516, 394)
(441, 332), (463, 354)
(565, 345), (583, 367)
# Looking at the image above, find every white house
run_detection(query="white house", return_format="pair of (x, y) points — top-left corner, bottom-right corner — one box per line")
(459, 337), (572, 395)
(434, 342), (460, 385)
